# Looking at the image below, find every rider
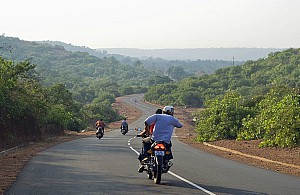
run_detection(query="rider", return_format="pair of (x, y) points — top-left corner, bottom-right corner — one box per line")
(138, 106), (183, 173)
(95, 119), (106, 134)
(149, 108), (163, 135)
(137, 108), (162, 162)
(120, 118), (129, 132)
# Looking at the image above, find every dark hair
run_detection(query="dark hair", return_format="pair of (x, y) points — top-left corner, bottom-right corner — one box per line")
(156, 109), (162, 114)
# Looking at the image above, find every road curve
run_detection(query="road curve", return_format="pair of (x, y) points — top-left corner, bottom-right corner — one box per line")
(6, 94), (300, 195)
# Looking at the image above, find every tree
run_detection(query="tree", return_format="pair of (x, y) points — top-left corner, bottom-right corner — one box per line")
(177, 90), (204, 107)
(195, 92), (250, 142)
(147, 75), (172, 85)
(166, 66), (191, 81)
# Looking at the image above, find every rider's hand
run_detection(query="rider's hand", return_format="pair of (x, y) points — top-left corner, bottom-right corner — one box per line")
(137, 130), (146, 137)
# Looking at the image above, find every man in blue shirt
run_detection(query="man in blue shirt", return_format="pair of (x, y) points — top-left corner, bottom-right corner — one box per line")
(145, 106), (183, 144)
(120, 118), (128, 132)
(138, 106), (183, 173)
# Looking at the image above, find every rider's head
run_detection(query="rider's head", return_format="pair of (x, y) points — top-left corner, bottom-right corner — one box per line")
(162, 106), (174, 116)
(156, 108), (162, 114)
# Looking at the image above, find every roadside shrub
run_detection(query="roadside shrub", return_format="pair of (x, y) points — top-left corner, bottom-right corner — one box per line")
(195, 92), (251, 142)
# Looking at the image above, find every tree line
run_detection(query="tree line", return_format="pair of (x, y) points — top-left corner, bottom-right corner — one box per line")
(0, 55), (124, 148)
(2, 35), (299, 148)
(145, 48), (300, 147)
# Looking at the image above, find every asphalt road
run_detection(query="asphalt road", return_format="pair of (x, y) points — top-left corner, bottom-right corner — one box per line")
(6, 94), (300, 195)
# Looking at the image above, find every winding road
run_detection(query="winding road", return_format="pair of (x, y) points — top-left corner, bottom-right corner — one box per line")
(6, 94), (300, 195)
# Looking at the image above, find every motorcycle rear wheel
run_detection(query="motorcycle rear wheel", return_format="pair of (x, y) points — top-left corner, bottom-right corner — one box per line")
(154, 156), (163, 184)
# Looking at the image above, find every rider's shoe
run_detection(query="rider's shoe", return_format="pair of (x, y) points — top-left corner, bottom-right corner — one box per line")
(138, 165), (145, 173)
(141, 157), (149, 163)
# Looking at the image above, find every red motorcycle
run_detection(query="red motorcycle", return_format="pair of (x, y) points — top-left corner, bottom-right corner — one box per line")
(142, 141), (173, 184)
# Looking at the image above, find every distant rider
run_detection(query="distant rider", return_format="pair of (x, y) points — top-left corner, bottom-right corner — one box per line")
(120, 118), (129, 132)
(95, 119), (106, 134)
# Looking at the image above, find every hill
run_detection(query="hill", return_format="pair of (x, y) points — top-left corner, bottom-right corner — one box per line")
(39, 40), (244, 75)
(0, 36), (153, 95)
(143, 48), (300, 148)
(0, 35), (159, 148)
(144, 48), (300, 106)
(3, 35), (299, 149)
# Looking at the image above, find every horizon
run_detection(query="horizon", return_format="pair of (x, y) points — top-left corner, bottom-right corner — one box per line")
(39, 40), (287, 50)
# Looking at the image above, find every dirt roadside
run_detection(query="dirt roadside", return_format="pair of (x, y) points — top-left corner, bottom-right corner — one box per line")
(174, 107), (300, 177)
(1, 97), (299, 194)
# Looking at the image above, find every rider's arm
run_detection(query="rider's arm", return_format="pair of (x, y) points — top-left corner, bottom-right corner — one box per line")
(144, 121), (150, 135)
(174, 118), (183, 128)
(137, 121), (150, 137)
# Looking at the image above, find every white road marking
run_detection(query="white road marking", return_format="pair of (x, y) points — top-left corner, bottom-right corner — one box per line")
(130, 97), (156, 111)
(168, 171), (216, 195)
(130, 146), (140, 155)
(128, 138), (135, 146)
(128, 137), (216, 195)
(100, 138), (124, 140)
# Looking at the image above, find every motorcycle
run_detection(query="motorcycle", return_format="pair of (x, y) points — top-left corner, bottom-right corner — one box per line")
(120, 125), (128, 135)
(141, 141), (173, 184)
(96, 127), (104, 139)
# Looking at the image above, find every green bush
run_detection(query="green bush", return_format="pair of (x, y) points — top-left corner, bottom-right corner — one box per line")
(258, 92), (300, 147)
(195, 92), (251, 142)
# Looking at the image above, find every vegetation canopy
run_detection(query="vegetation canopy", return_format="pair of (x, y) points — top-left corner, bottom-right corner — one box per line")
(1, 35), (299, 148)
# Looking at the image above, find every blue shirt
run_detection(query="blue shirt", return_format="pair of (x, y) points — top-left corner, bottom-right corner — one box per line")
(145, 114), (183, 143)
(121, 120), (128, 127)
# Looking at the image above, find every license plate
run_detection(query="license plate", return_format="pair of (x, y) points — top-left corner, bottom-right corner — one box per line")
(154, 151), (165, 156)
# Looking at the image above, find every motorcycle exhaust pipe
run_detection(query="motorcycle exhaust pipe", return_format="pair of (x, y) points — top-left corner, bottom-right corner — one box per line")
(167, 161), (173, 167)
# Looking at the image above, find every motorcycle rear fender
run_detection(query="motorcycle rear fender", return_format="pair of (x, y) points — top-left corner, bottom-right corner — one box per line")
(150, 141), (169, 152)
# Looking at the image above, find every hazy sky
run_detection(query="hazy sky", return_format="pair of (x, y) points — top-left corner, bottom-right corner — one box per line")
(2, 0), (300, 49)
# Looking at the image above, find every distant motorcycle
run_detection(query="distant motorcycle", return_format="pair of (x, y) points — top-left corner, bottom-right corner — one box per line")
(96, 127), (104, 139)
(140, 140), (173, 184)
(120, 125), (128, 135)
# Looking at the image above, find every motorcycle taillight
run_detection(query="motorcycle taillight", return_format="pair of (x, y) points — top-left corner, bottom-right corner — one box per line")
(154, 143), (165, 150)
